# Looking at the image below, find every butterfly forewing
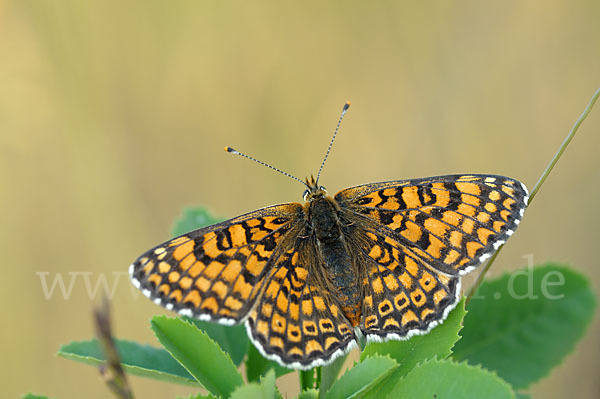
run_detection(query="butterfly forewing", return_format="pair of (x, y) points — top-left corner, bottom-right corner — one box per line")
(129, 203), (304, 324)
(336, 174), (529, 276)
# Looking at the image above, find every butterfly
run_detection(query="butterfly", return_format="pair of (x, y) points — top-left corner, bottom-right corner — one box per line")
(129, 103), (528, 369)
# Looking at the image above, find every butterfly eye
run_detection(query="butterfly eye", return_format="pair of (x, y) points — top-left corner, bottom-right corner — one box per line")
(303, 189), (310, 200)
(319, 186), (326, 191)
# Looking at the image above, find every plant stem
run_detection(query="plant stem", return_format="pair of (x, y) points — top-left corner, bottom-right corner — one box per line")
(316, 366), (322, 389)
(299, 368), (317, 392)
(94, 297), (134, 399)
(528, 88), (600, 206)
(466, 88), (600, 304)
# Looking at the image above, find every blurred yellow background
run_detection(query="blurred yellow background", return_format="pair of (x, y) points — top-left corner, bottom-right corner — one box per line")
(1, 1), (598, 398)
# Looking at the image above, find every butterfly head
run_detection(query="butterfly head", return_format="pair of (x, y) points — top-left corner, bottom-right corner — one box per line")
(303, 175), (327, 201)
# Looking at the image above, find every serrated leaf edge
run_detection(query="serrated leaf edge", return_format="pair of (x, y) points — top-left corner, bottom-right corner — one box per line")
(330, 354), (398, 399)
(399, 357), (516, 398)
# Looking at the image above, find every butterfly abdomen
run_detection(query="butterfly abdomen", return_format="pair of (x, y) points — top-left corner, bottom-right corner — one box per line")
(308, 197), (362, 326)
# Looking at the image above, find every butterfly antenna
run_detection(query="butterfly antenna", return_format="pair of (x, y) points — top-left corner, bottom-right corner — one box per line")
(224, 146), (310, 189)
(316, 101), (351, 185)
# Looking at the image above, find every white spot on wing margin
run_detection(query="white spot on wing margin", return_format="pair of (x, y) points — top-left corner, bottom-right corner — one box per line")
(244, 319), (358, 370)
(129, 261), (239, 325)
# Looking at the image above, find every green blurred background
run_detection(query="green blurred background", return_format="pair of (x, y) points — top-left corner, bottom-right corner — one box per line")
(1, 1), (598, 397)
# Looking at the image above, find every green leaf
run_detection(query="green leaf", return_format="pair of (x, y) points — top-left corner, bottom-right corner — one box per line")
(360, 299), (466, 398)
(184, 317), (249, 366)
(230, 369), (276, 399)
(245, 343), (293, 381)
(453, 263), (597, 389)
(21, 394), (52, 399)
(319, 353), (348, 396)
(297, 389), (319, 399)
(58, 338), (198, 386)
(177, 395), (219, 399)
(172, 207), (223, 236)
(389, 358), (515, 399)
(325, 355), (397, 399)
(151, 316), (243, 397)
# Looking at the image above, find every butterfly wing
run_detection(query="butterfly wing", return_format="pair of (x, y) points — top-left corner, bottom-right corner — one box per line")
(335, 174), (528, 341)
(129, 203), (304, 325)
(246, 235), (357, 369)
(335, 174), (529, 276)
(344, 224), (461, 341)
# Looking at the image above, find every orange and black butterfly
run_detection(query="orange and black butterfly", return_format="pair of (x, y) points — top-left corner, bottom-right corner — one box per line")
(130, 103), (528, 369)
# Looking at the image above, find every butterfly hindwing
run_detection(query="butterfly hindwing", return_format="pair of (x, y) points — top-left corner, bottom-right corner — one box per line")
(336, 174), (528, 276)
(348, 226), (461, 341)
(246, 237), (357, 369)
(129, 203), (304, 324)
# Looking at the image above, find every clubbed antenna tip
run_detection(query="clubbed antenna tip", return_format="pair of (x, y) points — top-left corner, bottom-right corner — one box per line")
(316, 101), (351, 184)
(224, 145), (309, 188)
